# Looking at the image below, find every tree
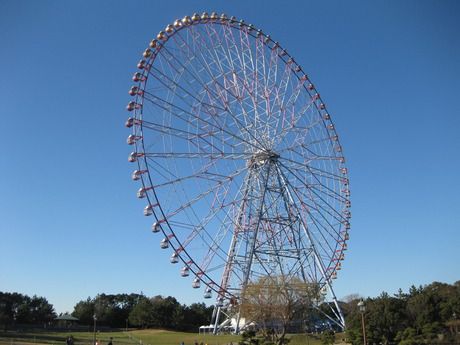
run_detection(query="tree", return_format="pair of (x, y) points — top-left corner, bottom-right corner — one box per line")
(240, 276), (320, 345)
(0, 292), (55, 329)
(150, 296), (182, 329)
(72, 297), (95, 325)
(366, 292), (407, 345)
(345, 294), (407, 345)
(128, 297), (153, 328)
(28, 295), (55, 324)
(321, 330), (335, 345)
(180, 303), (213, 331)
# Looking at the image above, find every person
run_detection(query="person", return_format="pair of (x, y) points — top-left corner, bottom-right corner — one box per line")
(180, 342), (184, 345)
(108, 338), (113, 345)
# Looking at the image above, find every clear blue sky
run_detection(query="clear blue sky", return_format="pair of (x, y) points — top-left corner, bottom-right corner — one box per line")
(0, 0), (459, 314)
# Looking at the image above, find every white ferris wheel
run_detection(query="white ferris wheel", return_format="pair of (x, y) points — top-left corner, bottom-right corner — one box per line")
(125, 12), (351, 332)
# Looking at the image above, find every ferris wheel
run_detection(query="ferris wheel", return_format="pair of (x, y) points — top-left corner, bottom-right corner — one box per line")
(125, 12), (351, 331)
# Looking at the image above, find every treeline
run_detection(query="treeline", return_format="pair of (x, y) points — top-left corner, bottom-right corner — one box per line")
(2, 279), (459, 342)
(72, 293), (214, 331)
(344, 281), (460, 345)
(0, 292), (56, 329)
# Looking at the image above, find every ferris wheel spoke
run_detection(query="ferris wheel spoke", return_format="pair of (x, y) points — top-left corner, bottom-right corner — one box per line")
(159, 40), (232, 106)
(219, 23), (271, 145)
(199, 31), (245, 112)
(170, 31), (238, 106)
(162, 165), (248, 220)
(281, 161), (347, 205)
(279, 77), (308, 129)
(150, 165), (244, 190)
(146, 64), (226, 112)
(268, 79), (293, 142)
(275, 101), (319, 143)
(207, 32), (271, 150)
(271, 168), (313, 283)
(295, 164), (348, 204)
(175, 207), (232, 263)
(266, 43), (280, 96)
(279, 156), (344, 182)
(274, 164), (338, 260)
(169, 28), (268, 150)
(141, 119), (236, 154)
(190, 196), (254, 289)
(278, 134), (338, 156)
(187, 205), (238, 276)
(275, 170), (342, 254)
(254, 35), (268, 127)
(145, 152), (250, 159)
(142, 90), (262, 151)
(277, 161), (347, 222)
(290, 184), (348, 226)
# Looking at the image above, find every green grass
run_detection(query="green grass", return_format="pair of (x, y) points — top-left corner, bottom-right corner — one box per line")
(0, 329), (336, 345)
(132, 329), (239, 345)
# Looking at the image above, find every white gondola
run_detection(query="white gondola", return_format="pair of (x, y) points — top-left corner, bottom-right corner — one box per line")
(192, 278), (200, 289)
(125, 117), (134, 128)
(160, 238), (169, 249)
(129, 86), (140, 96)
(204, 287), (212, 299)
(170, 253), (179, 264)
(131, 170), (141, 180)
(216, 297), (224, 307)
(127, 135), (142, 145)
(143, 205), (153, 216)
(143, 49), (152, 58)
(165, 24), (174, 33)
(132, 72), (144, 82)
(157, 31), (166, 41)
(128, 152), (137, 162)
(152, 221), (162, 233)
(181, 266), (190, 277)
(137, 60), (146, 70)
(137, 187), (146, 198)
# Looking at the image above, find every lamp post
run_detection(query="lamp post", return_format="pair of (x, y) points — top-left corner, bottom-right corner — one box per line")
(453, 312), (458, 334)
(357, 299), (367, 345)
(93, 314), (97, 345)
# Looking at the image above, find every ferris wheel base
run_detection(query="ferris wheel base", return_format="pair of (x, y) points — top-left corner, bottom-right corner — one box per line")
(207, 295), (345, 334)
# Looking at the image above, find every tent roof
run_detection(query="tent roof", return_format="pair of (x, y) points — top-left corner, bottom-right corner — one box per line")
(55, 314), (79, 321)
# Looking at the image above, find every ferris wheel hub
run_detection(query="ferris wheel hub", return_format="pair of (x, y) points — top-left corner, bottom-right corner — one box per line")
(249, 150), (280, 167)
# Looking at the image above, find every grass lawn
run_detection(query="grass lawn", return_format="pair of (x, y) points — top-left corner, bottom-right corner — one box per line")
(0, 329), (334, 345)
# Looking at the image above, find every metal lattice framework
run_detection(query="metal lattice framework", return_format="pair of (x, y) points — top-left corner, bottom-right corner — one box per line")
(125, 12), (351, 332)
